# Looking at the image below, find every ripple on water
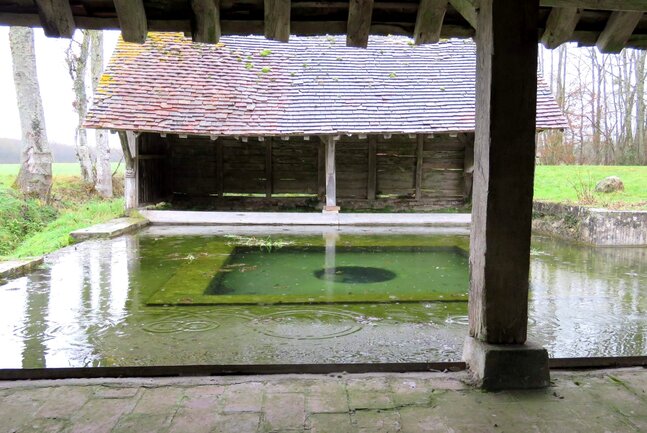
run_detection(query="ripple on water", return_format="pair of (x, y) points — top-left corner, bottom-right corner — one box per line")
(252, 309), (363, 340)
(143, 313), (220, 334)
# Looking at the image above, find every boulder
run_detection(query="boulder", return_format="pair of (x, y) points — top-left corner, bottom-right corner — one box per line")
(595, 176), (624, 193)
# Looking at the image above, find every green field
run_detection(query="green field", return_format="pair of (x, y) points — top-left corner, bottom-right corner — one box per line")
(0, 162), (123, 186)
(534, 165), (647, 209)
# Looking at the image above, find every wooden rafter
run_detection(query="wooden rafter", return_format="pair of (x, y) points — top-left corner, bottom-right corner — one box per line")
(264, 0), (290, 42)
(113, 0), (147, 44)
(597, 11), (643, 53)
(34, 0), (75, 38)
(190, 0), (221, 44)
(541, 7), (581, 48)
(347, 0), (374, 48)
(414, 0), (448, 44)
(541, 0), (647, 11)
(449, 0), (478, 30)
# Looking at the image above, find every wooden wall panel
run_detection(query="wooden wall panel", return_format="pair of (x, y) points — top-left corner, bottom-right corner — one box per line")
(272, 139), (318, 194)
(336, 136), (369, 199)
(376, 135), (416, 197)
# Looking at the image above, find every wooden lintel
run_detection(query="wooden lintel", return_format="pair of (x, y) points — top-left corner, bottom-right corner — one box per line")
(414, 0), (448, 44)
(264, 0), (290, 42)
(113, 0), (148, 44)
(415, 135), (424, 200)
(34, 0), (75, 38)
(541, 7), (581, 49)
(367, 136), (377, 201)
(449, 0), (478, 30)
(347, 0), (374, 48)
(190, 0), (221, 44)
(596, 11), (643, 53)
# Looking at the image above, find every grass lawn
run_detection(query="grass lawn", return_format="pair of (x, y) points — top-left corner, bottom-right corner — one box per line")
(1, 163), (125, 260)
(534, 165), (647, 210)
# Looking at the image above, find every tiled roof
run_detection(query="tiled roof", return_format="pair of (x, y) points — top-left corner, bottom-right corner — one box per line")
(85, 33), (568, 136)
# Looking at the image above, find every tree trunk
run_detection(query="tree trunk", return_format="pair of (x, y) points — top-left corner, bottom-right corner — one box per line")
(90, 31), (113, 198)
(66, 31), (94, 184)
(635, 51), (646, 164)
(9, 27), (53, 200)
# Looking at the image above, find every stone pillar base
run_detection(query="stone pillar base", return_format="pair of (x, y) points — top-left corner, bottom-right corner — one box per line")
(463, 337), (550, 390)
(322, 206), (340, 214)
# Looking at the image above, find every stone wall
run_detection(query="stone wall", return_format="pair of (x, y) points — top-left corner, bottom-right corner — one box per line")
(533, 202), (647, 246)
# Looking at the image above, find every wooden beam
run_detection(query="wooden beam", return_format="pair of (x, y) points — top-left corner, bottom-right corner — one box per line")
(470, 0), (539, 344)
(34, 0), (75, 38)
(415, 135), (424, 200)
(367, 136), (377, 201)
(324, 136), (337, 208)
(449, 0), (478, 30)
(541, 0), (647, 12)
(264, 0), (290, 42)
(190, 0), (221, 44)
(119, 131), (139, 210)
(265, 140), (273, 198)
(596, 11), (643, 53)
(541, 7), (581, 48)
(113, 0), (148, 44)
(414, 0), (448, 44)
(347, 0), (374, 48)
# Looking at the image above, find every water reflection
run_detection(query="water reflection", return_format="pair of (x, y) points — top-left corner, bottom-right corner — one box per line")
(0, 229), (644, 368)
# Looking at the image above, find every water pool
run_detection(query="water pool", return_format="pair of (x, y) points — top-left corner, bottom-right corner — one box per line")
(0, 226), (645, 368)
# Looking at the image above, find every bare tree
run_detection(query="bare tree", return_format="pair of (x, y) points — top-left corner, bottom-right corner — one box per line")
(65, 30), (94, 184)
(9, 27), (53, 200)
(90, 31), (113, 198)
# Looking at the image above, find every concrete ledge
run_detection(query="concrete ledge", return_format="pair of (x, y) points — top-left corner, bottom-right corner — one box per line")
(70, 217), (149, 241)
(139, 210), (472, 227)
(463, 337), (550, 390)
(533, 201), (647, 246)
(0, 257), (43, 281)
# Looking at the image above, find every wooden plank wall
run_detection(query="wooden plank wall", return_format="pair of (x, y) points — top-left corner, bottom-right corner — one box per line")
(137, 132), (470, 208)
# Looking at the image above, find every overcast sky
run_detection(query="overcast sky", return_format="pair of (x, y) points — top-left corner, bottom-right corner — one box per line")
(0, 26), (119, 147)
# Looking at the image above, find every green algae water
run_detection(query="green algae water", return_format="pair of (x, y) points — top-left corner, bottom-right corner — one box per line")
(0, 226), (645, 369)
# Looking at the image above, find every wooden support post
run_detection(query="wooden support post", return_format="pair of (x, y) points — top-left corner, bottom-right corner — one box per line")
(119, 131), (139, 211)
(317, 139), (326, 200)
(265, 140), (273, 198)
(34, 0), (75, 38)
(596, 11), (643, 53)
(113, 0), (148, 44)
(323, 136), (338, 212)
(415, 135), (424, 200)
(541, 7), (581, 49)
(414, 0), (448, 45)
(470, 0), (539, 345)
(464, 0), (550, 390)
(190, 0), (221, 44)
(264, 0), (290, 42)
(216, 141), (224, 197)
(367, 136), (377, 201)
(347, 0), (374, 48)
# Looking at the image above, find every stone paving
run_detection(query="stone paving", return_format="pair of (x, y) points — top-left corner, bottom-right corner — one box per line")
(0, 368), (646, 432)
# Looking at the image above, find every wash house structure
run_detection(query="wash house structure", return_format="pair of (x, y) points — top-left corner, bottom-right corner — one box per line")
(2, 0), (646, 389)
(84, 33), (566, 212)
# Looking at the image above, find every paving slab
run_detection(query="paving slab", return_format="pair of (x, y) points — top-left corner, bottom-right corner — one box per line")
(69, 217), (148, 241)
(0, 369), (646, 433)
(0, 257), (43, 280)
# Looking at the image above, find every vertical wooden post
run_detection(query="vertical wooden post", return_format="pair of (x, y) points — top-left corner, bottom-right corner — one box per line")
(367, 135), (377, 201)
(415, 134), (424, 201)
(120, 131), (139, 211)
(216, 141), (224, 197)
(324, 136), (338, 212)
(265, 139), (273, 198)
(469, 0), (539, 344)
